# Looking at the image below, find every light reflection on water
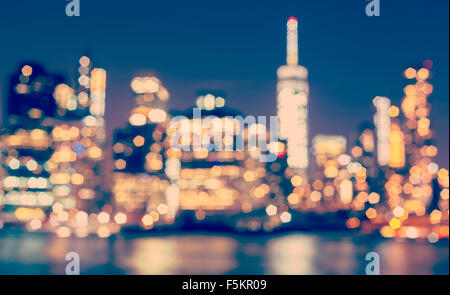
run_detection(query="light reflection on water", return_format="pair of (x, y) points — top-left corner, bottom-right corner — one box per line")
(265, 235), (318, 274)
(0, 231), (448, 275)
(119, 236), (238, 274)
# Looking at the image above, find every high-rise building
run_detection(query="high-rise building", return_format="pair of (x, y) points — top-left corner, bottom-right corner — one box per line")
(0, 59), (109, 237)
(0, 63), (64, 226)
(165, 90), (292, 231)
(112, 75), (173, 228)
(171, 92), (270, 214)
(373, 96), (391, 167)
(48, 56), (108, 218)
(308, 135), (350, 212)
(399, 64), (442, 217)
(277, 17), (309, 181)
(369, 63), (449, 240)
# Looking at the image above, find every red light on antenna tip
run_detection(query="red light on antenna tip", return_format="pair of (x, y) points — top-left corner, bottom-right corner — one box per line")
(287, 16), (298, 23)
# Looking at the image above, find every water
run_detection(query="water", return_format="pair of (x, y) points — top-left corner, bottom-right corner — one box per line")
(0, 231), (448, 275)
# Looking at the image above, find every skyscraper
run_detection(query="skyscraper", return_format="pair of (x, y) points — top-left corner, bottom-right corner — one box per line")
(170, 91), (272, 218)
(0, 63), (64, 226)
(277, 17), (309, 178)
(373, 96), (391, 167)
(0, 58), (108, 233)
(112, 75), (173, 228)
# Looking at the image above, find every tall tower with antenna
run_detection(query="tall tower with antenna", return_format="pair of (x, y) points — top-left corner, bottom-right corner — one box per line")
(277, 17), (309, 180)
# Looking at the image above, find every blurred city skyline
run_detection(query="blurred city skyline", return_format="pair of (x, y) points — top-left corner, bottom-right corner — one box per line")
(0, 0), (448, 169)
(0, 1), (448, 275)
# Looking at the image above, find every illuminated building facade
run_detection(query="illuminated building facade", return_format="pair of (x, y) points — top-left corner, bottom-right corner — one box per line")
(112, 75), (173, 228)
(350, 121), (378, 180)
(46, 56), (108, 238)
(0, 59), (109, 236)
(304, 135), (352, 213)
(373, 96), (391, 167)
(347, 122), (383, 220)
(0, 63), (65, 226)
(166, 91), (291, 231)
(170, 92), (269, 215)
(362, 63), (448, 240)
(49, 57), (107, 211)
(277, 17), (309, 176)
(399, 64), (447, 228)
(389, 117), (406, 169)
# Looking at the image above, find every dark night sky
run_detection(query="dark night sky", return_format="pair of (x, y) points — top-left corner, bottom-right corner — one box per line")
(0, 0), (448, 168)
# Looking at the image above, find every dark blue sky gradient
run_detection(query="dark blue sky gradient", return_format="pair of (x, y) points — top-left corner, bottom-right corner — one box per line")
(0, 0), (448, 167)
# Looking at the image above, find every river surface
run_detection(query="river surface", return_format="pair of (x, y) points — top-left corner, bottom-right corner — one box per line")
(0, 231), (448, 275)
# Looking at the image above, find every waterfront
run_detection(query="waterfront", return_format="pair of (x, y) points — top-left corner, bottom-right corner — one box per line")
(0, 231), (447, 275)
